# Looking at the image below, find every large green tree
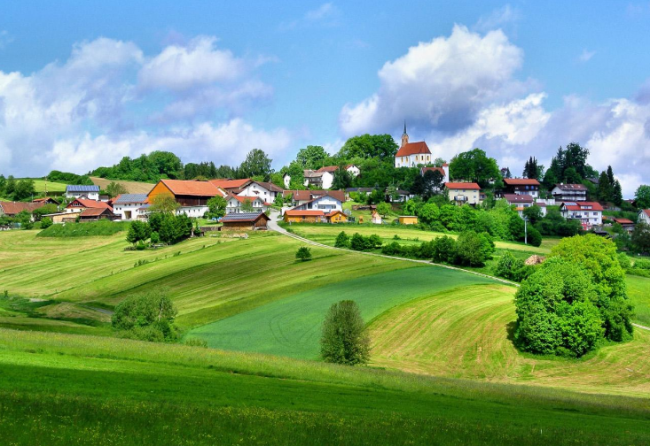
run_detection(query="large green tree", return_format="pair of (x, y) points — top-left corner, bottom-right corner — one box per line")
(449, 148), (500, 187)
(320, 300), (370, 365)
(296, 145), (329, 169)
(206, 196), (227, 220)
(338, 134), (398, 161)
(635, 185), (650, 209)
(239, 149), (273, 180)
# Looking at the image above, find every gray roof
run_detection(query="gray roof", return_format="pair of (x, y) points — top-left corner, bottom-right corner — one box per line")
(221, 212), (268, 223)
(114, 194), (148, 204)
(66, 185), (100, 192)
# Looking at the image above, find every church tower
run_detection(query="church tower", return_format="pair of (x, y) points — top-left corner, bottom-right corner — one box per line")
(401, 121), (409, 147)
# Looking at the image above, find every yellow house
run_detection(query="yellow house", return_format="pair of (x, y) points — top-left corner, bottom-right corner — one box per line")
(283, 210), (325, 223)
(326, 210), (348, 223)
(398, 216), (418, 225)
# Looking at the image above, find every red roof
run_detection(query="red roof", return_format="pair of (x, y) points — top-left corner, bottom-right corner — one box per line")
(316, 166), (338, 173)
(421, 167), (446, 176)
(445, 182), (481, 190)
(80, 207), (115, 217)
(563, 201), (603, 211)
(285, 210), (325, 217)
(395, 141), (431, 157)
(642, 209), (650, 218)
(67, 199), (112, 210)
(0, 201), (45, 215)
(209, 179), (251, 190)
(283, 189), (345, 203)
(161, 180), (220, 197)
(326, 210), (346, 218)
(554, 183), (587, 191)
(504, 178), (540, 186)
(230, 195), (264, 204)
(613, 218), (634, 224)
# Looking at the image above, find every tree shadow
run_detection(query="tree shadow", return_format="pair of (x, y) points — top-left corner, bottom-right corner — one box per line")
(506, 321), (517, 344)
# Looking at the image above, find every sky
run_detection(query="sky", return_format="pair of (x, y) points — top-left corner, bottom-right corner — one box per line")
(1, 1), (649, 197)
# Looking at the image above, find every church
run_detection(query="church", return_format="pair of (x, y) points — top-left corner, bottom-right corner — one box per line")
(394, 124), (432, 168)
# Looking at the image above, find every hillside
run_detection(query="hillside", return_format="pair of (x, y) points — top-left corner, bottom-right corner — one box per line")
(89, 176), (154, 194)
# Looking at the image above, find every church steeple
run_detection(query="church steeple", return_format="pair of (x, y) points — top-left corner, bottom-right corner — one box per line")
(401, 121), (409, 147)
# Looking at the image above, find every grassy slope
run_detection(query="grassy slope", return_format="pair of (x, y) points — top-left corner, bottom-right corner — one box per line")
(370, 284), (650, 397)
(188, 267), (495, 359)
(24, 179), (67, 193)
(89, 176), (154, 194)
(1, 329), (650, 446)
(628, 275), (650, 326)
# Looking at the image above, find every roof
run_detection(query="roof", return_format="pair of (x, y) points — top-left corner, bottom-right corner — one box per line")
(254, 181), (284, 193)
(209, 179), (252, 190)
(304, 170), (325, 178)
(503, 194), (534, 203)
(503, 178), (540, 186)
(160, 180), (220, 197)
(553, 183), (588, 191)
(0, 201), (44, 215)
(562, 201), (604, 211)
(32, 197), (59, 204)
(445, 182), (481, 190)
(613, 218), (634, 224)
(285, 210), (325, 217)
(113, 194), (148, 204)
(220, 212), (269, 223)
(421, 166), (446, 176)
(316, 166), (339, 173)
(395, 141), (431, 157)
(229, 195), (264, 204)
(283, 189), (346, 203)
(643, 209), (650, 218)
(66, 185), (100, 193)
(67, 199), (112, 210)
(80, 207), (115, 217)
(326, 210), (346, 218)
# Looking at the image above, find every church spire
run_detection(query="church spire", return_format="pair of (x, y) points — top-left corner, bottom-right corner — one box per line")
(401, 121), (409, 147)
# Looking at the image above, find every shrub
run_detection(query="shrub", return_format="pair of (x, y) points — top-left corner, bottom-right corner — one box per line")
(39, 217), (53, 229)
(493, 251), (535, 282)
(112, 289), (178, 342)
(455, 231), (495, 267)
(368, 234), (383, 249)
(381, 241), (404, 256)
(350, 233), (369, 251)
(150, 231), (160, 244)
(126, 221), (151, 245)
(527, 226), (542, 247)
(184, 337), (208, 348)
(320, 300), (370, 365)
(334, 231), (350, 248)
(431, 236), (456, 263)
(295, 247), (312, 262)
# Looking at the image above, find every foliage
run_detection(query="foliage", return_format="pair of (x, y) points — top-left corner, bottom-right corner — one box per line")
(112, 289), (178, 342)
(46, 170), (94, 185)
(449, 148), (501, 187)
(32, 204), (58, 220)
(635, 185), (650, 209)
(38, 221), (129, 237)
(493, 251), (534, 282)
(149, 194), (180, 214)
(522, 205), (543, 225)
(431, 236), (457, 263)
(148, 212), (193, 245)
(12, 179), (35, 200)
(549, 234), (633, 342)
(412, 170), (444, 199)
(514, 258), (604, 357)
(239, 149), (273, 181)
(332, 164), (353, 190)
(631, 222), (650, 254)
(295, 247), (312, 262)
(90, 151), (182, 182)
(296, 145), (329, 169)
(206, 196), (227, 220)
(542, 143), (597, 189)
(350, 233), (382, 251)
(338, 134), (398, 161)
(241, 198), (254, 212)
(334, 231), (350, 248)
(320, 300), (370, 365)
(418, 203), (440, 226)
(596, 166), (623, 205)
(39, 217), (53, 230)
(376, 202), (391, 217)
(126, 221), (152, 245)
(455, 231), (495, 267)
(522, 156), (539, 179)
(527, 225), (543, 247)
(106, 181), (128, 198)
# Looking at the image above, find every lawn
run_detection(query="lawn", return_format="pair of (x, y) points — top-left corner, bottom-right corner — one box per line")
(628, 275), (650, 326)
(24, 178), (67, 193)
(1, 329), (649, 446)
(370, 284), (650, 397)
(187, 267), (496, 359)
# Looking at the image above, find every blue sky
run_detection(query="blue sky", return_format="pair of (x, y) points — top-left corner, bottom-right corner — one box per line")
(1, 1), (649, 196)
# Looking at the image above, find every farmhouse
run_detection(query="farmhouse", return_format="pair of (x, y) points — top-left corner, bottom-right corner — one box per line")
(552, 183), (587, 202)
(559, 201), (603, 230)
(211, 179), (282, 201)
(283, 190), (346, 207)
(220, 212), (270, 231)
(503, 178), (540, 198)
(65, 185), (100, 201)
(445, 182), (482, 205)
(290, 192), (342, 213)
(303, 166), (336, 189)
(395, 124), (431, 168)
(32, 197), (60, 205)
(148, 179), (223, 218)
(65, 198), (112, 214)
(78, 207), (117, 221)
(284, 210), (325, 223)
(639, 209), (650, 225)
(226, 194), (271, 214)
(112, 194), (149, 221)
(0, 201), (45, 219)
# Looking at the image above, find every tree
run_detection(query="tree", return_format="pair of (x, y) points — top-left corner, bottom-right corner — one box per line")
(13, 179), (35, 200)
(150, 194), (180, 214)
(432, 236), (456, 263)
(549, 234), (633, 342)
(455, 231), (495, 266)
(631, 222), (650, 254)
(523, 157), (539, 179)
(449, 148), (501, 187)
(241, 198), (254, 213)
(296, 145), (328, 169)
(148, 151), (182, 179)
(418, 203), (440, 226)
(239, 149), (272, 180)
(106, 182), (128, 198)
(335, 231), (350, 248)
(376, 202), (391, 217)
(493, 251), (531, 282)
(206, 196), (227, 220)
(338, 134), (398, 161)
(295, 246), (312, 262)
(126, 221), (151, 245)
(635, 185), (650, 209)
(40, 217), (53, 229)
(32, 204), (58, 220)
(332, 165), (353, 190)
(112, 289), (178, 342)
(4, 176), (16, 196)
(522, 205), (543, 225)
(0, 174), (6, 194)
(514, 258), (604, 357)
(320, 300), (370, 365)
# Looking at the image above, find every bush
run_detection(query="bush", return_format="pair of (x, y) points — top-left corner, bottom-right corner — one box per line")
(150, 231), (160, 244)
(432, 236), (457, 263)
(334, 231), (350, 248)
(320, 300), (370, 365)
(184, 337), (208, 348)
(39, 217), (52, 229)
(295, 247), (312, 262)
(112, 289), (178, 342)
(493, 251), (535, 282)
(350, 233), (369, 251)
(381, 241), (404, 256)
(527, 226), (542, 247)
(38, 221), (129, 237)
(455, 231), (495, 267)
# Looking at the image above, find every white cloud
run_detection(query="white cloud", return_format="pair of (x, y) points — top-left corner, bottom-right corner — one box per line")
(473, 5), (522, 32)
(578, 49), (596, 63)
(280, 3), (340, 30)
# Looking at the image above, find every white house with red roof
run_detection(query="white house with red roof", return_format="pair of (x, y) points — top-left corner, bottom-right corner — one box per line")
(225, 194), (271, 214)
(395, 125), (432, 168)
(639, 209), (650, 225)
(65, 198), (112, 214)
(552, 183), (588, 202)
(445, 182), (482, 205)
(559, 201), (603, 230)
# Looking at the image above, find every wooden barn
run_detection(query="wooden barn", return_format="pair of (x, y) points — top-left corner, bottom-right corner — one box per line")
(79, 207), (118, 221)
(284, 210), (325, 223)
(325, 210), (348, 223)
(220, 212), (270, 231)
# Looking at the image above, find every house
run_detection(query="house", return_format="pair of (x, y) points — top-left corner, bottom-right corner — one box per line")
(559, 201), (603, 230)
(346, 165), (360, 177)
(65, 185), (100, 201)
(225, 194), (271, 214)
(43, 212), (76, 224)
(290, 192), (343, 213)
(220, 212), (270, 231)
(210, 179), (282, 202)
(78, 207), (117, 222)
(395, 124), (431, 168)
(65, 198), (112, 214)
(639, 209), (650, 225)
(148, 179), (222, 218)
(284, 210), (325, 223)
(283, 173), (291, 189)
(552, 183), (587, 202)
(325, 210), (348, 223)
(371, 211), (382, 224)
(283, 190), (346, 207)
(112, 194), (149, 221)
(503, 194), (534, 219)
(420, 165), (450, 184)
(503, 178), (540, 198)
(0, 201), (45, 220)
(445, 182), (482, 205)
(32, 197), (59, 205)
(398, 216), (418, 225)
(613, 218), (635, 232)
(303, 166), (336, 189)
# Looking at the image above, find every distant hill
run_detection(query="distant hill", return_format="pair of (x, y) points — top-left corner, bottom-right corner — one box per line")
(90, 177), (154, 195)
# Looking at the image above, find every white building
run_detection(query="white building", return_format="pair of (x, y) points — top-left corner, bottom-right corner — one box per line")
(639, 209), (650, 225)
(65, 185), (100, 201)
(112, 194), (149, 221)
(552, 184), (588, 202)
(345, 165), (360, 177)
(395, 125), (432, 168)
(560, 201), (603, 230)
(291, 192), (343, 213)
(303, 167), (335, 189)
(226, 195), (271, 214)
(445, 182), (482, 205)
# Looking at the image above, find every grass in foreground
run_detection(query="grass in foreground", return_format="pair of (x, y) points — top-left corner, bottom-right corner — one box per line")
(0, 329), (649, 446)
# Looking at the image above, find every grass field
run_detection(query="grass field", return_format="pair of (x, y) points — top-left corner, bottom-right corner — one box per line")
(90, 176), (154, 194)
(188, 267), (495, 359)
(370, 284), (650, 397)
(1, 329), (650, 446)
(21, 178), (67, 194)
